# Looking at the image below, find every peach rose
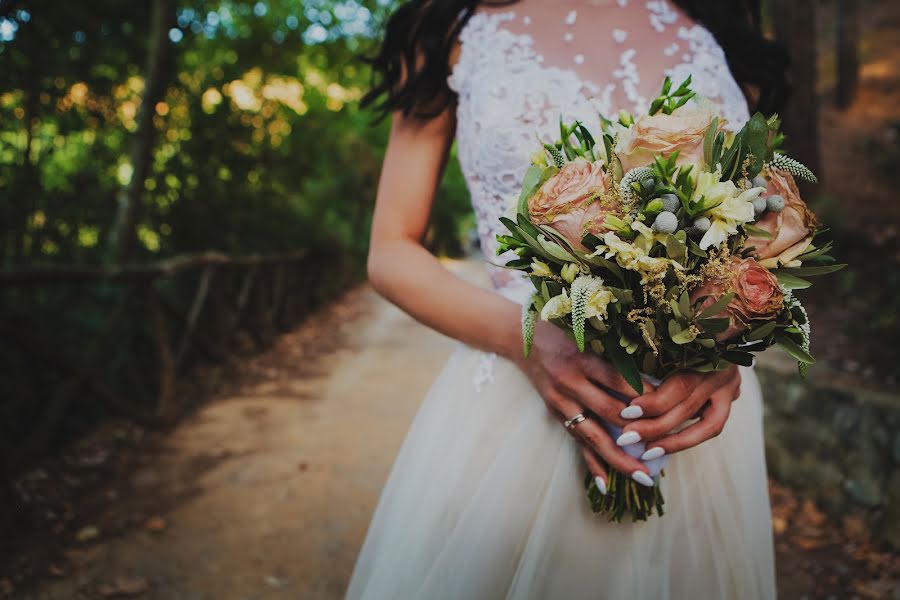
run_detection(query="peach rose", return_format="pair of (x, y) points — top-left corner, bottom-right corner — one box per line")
(616, 102), (723, 172)
(528, 158), (618, 247)
(746, 169), (819, 267)
(690, 257), (784, 342)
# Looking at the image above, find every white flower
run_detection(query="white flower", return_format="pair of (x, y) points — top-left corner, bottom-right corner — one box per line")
(692, 170), (763, 250)
(541, 289), (572, 321)
(561, 262), (580, 283)
(594, 232), (682, 283)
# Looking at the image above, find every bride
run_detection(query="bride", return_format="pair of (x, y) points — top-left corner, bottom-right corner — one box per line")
(347, 1), (788, 598)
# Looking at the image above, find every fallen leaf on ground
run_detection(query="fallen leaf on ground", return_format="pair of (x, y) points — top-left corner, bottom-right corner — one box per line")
(144, 516), (167, 533)
(75, 525), (100, 542)
(97, 576), (149, 597)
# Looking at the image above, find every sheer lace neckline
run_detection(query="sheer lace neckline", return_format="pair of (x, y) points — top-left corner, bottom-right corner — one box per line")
(447, 1), (750, 302)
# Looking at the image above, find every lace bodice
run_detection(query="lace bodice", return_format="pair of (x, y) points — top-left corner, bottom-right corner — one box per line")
(447, 0), (750, 303)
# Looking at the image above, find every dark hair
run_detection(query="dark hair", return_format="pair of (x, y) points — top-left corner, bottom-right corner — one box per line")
(361, 0), (789, 121)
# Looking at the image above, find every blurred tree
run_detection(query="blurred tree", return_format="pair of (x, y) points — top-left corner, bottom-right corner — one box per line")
(773, 0), (822, 185)
(835, 0), (860, 109)
(107, 0), (176, 263)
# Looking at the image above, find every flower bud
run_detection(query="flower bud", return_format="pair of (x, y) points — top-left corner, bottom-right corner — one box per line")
(530, 149), (548, 166)
(766, 194), (785, 212)
(561, 262), (579, 283)
(530, 260), (553, 277)
(751, 196), (767, 215)
(652, 211), (679, 234)
(660, 193), (680, 213)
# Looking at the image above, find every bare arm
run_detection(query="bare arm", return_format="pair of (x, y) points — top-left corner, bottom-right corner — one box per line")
(367, 102), (659, 489)
(367, 107), (522, 358)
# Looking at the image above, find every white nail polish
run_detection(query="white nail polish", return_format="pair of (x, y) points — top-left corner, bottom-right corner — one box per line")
(632, 471), (654, 487)
(641, 447), (665, 461)
(594, 476), (607, 495)
(620, 405), (643, 419)
(616, 430), (642, 446)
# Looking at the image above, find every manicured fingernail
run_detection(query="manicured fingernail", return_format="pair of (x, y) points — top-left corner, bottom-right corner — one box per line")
(620, 405), (643, 419)
(616, 430), (642, 446)
(594, 476), (607, 495)
(641, 447), (665, 461)
(632, 471), (654, 487)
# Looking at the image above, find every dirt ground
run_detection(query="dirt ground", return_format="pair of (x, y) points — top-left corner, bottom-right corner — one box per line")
(3, 259), (896, 600)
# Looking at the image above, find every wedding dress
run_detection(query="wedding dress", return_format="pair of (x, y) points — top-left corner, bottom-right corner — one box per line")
(347, 2), (776, 598)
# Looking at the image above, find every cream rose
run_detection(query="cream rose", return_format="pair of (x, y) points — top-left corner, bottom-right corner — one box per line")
(616, 102), (723, 172)
(690, 257), (784, 342)
(528, 158), (618, 247)
(746, 169), (818, 267)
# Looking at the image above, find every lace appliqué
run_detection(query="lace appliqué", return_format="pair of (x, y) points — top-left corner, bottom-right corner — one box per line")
(447, 8), (751, 299)
(472, 351), (498, 392)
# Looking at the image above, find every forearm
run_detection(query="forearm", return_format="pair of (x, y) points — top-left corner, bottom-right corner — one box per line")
(368, 238), (523, 360)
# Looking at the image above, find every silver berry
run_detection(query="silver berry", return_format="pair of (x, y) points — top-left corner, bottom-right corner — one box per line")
(660, 193), (680, 213)
(752, 196), (767, 215)
(652, 211), (679, 234)
(641, 178), (656, 193)
(692, 216), (711, 233)
(766, 194), (785, 212)
(751, 175), (768, 189)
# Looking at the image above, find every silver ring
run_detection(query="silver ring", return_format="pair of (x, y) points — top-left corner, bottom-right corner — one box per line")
(564, 413), (587, 431)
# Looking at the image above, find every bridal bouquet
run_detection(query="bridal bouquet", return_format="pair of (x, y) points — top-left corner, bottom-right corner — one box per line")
(496, 77), (844, 522)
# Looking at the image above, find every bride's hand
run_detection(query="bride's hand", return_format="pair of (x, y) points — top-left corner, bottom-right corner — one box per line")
(513, 321), (655, 488)
(617, 366), (741, 460)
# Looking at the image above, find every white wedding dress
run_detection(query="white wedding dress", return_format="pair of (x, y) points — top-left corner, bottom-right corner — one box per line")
(347, 2), (776, 598)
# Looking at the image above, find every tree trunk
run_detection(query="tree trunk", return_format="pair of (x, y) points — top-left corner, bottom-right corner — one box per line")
(773, 0), (822, 186)
(106, 0), (175, 264)
(835, 0), (860, 109)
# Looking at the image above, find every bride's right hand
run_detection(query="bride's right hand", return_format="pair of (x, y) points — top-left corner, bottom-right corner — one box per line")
(512, 321), (654, 489)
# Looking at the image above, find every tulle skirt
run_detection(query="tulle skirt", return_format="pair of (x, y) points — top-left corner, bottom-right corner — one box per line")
(346, 345), (776, 600)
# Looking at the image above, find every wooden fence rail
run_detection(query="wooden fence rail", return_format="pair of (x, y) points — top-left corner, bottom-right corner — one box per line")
(0, 247), (357, 472)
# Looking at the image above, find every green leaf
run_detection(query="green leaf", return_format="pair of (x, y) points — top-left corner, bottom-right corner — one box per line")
(722, 350), (754, 367)
(697, 317), (730, 334)
(745, 321), (777, 341)
(744, 113), (770, 178)
(773, 264), (847, 277)
(703, 116), (719, 168)
(671, 329), (697, 345)
(664, 234), (687, 265)
(601, 332), (643, 395)
(678, 290), (690, 320)
(776, 335), (815, 364)
(774, 272), (812, 290)
(742, 224), (774, 239)
(696, 292), (735, 319)
(517, 165), (543, 216)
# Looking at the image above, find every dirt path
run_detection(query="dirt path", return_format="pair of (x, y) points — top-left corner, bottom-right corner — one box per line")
(17, 260), (898, 600)
(25, 262), (477, 600)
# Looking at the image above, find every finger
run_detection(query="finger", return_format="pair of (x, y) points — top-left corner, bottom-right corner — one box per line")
(545, 389), (586, 425)
(642, 384), (735, 457)
(631, 367), (736, 418)
(623, 368), (736, 441)
(579, 353), (644, 400)
(573, 418), (650, 482)
(570, 380), (629, 428)
(622, 386), (708, 443)
(580, 446), (609, 495)
(629, 371), (705, 417)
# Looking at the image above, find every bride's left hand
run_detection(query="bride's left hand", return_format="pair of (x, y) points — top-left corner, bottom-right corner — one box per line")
(617, 366), (741, 459)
